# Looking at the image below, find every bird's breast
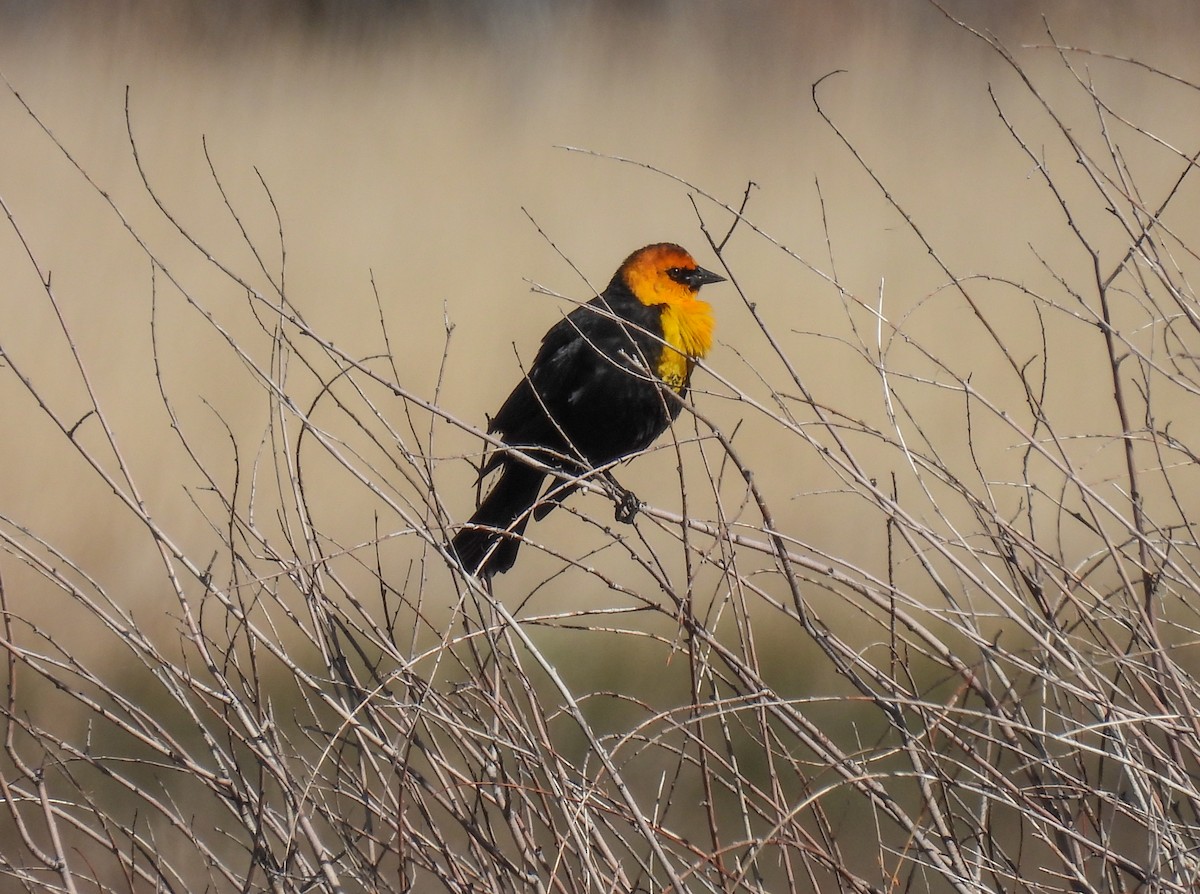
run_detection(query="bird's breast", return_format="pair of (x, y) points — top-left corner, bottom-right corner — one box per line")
(656, 298), (714, 391)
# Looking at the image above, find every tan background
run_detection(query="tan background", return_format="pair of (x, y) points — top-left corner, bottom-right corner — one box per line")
(2, 0), (1199, 654)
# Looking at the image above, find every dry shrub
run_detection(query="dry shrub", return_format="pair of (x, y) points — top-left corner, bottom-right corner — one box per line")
(2, 8), (1200, 894)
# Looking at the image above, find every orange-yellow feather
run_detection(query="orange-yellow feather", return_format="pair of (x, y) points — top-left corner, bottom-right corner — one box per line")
(617, 244), (715, 390)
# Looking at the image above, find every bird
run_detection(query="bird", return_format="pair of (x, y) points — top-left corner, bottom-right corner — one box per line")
(450, 242), (725, 579)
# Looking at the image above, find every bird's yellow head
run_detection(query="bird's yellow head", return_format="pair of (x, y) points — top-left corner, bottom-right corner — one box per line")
(614, 243), (725, 389)
(617, 243), (725, 310)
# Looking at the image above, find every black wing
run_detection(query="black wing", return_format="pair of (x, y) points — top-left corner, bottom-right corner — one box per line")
(487, 295), (676, 471)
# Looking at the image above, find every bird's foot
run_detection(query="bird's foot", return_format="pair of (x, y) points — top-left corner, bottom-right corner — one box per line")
(614, 488), (642, 524)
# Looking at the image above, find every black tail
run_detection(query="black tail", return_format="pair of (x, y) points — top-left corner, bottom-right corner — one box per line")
(451, 461), (546, 578)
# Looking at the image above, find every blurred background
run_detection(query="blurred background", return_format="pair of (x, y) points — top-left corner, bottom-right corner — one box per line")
(3, 0), (1200, 642)
(4, 2), (1200, 889)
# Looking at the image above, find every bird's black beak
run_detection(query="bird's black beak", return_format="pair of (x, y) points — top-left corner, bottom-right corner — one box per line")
(688, 266), (726, 289)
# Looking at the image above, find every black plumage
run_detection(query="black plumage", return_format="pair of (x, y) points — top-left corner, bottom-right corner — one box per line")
(451, 244), (723, 578)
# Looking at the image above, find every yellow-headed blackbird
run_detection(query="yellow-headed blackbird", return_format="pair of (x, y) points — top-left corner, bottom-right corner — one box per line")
(451, 243), (725, 578)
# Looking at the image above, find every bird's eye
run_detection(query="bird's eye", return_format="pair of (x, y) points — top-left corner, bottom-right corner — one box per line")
(666, 266), (689, 284)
